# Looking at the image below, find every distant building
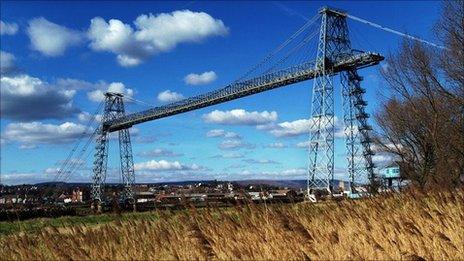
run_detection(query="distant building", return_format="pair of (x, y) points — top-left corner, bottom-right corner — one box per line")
(382, 163), (402, 189)
(57, 193), (72, 204)
(247, 191), (267, 200)
(135, 191), (156, 203)
(72, 188), (83, 203)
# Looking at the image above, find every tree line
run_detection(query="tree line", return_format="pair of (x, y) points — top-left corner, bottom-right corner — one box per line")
(374, 1), (464, 189)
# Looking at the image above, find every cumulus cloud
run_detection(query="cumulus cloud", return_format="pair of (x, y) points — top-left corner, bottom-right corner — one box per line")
(55, 78), (102, 90)
(2, 121), (88, 146)
(0, 20), (18, 35)
(1, 172), (51, 185)
(184, 71), (217, 85)
(27, 17), (83, 56)
(260, 117), (344, 138)
(265, 119), (312, 137)
(77, 111), (102, 123)
(87, 82), (134, 102)
(221, 168), (307, 180)
(1, 74), (79, 120)
(137, 148), (183, 158)
(372, 154), (394, 166)
(134, 160), (201, 171)
(206, 129), (240, 139)
(212, 152), (244, 159)
(266, 142), (287, 148)
(203, 109), (278, 125)
(88, 10), (228, 67)
(0, 51), (18, 75)
(243, 159), (279, 164)
(19, 144), (37, 150)
(219, 139), (254, 150)
(296, 140), (310, 148)
(157, 90), (184, 103)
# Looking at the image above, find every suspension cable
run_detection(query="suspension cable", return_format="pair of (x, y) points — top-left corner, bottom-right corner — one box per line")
(53, 101), (103, 181)
(123, 96), (154, 107)
(345, 13), (449, 51)
(60, 127), (100, 182)
(264, 28), (320, 74)
(235, 13), (320, 82)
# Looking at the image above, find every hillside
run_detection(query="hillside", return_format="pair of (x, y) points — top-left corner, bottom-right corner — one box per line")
(1, 189), (463, 260)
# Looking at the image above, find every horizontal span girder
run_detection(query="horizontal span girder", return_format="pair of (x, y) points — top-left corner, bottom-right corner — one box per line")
(105, 52), (383, 132)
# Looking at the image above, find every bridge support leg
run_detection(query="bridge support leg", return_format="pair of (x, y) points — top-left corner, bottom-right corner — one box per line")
(341, 70), (375, 193)
(118, 128), (135, 204)
(307, 8), (339, 196)
(91, 92), (136, 210)
(91, 129), (109, 211)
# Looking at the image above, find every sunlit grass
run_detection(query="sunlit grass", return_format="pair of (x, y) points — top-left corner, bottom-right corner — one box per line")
(1, 189), (463, 260)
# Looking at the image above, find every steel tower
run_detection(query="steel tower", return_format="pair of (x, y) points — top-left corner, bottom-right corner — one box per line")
(91, 92), (135, 208)
(88, 7), (383, 206)
(307, 7), (375, 194)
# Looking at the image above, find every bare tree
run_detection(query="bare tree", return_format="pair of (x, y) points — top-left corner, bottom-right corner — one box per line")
(375, 1), (464, 189)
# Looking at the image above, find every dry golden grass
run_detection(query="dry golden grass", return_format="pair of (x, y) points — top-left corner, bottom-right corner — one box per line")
(1, 189), (463, 260)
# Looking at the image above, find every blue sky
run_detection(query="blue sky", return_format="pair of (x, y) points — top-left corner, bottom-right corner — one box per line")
(0, 1), (442, 185)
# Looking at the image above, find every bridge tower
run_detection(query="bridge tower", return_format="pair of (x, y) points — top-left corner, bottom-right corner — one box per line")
(307, 7), (375, 195)
(91, 92), (135, 209)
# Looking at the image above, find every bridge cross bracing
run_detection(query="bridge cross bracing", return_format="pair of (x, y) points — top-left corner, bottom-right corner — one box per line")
(50, 6), (390, 206)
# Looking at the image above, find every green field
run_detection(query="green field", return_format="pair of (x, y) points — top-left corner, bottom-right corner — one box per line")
(0, 210), (162, 237)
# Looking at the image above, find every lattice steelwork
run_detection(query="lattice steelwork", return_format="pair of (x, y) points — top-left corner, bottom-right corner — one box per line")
(91, 7), (384, 204)
(91, 93), (135, 206)
(307, 7), (376, 194)
(341, 70), (375, 190)
(105, 52), (382, 133)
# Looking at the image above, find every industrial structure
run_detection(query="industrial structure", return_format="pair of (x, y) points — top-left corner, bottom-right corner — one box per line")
(91, 7), (382, 207)
(53, 7), (417, 208)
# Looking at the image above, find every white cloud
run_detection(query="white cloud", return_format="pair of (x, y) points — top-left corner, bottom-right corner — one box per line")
(0, 51), (18, 75)
(27, 17), (83, 56)
(78, 111), (102, 123)
(3, 121), (88, 146)
(243, 159), (279, 164)
(55, 78), (102, 90)
(219, 139), (254, 150)
(19, 144), (37, 150)
(206, 129), (240, 139)
(88, 10), (228, 67)
(296, 140), (310, 148)
(214, 152), (244, 159)
(221, 168), (307, 180)
(157, 90), (184, 103)
(372, 154), (394, 166)
(203, 109), (278, 125)
(184, 71), (217, 85)
(87, 82), (134, 102)
(1, 172), (50, 185)
(268, 119), (312, 137)
(266, 142), (287, 148)
(261, 117), (344, 138)
(1, 74), (78, 120)
(137, 148), (183, 158)
(134, 160), (201, 171)
(0, 20), (18, 35)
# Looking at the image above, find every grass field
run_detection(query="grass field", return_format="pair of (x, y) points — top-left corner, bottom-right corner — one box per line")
(1, 189), (463, 260)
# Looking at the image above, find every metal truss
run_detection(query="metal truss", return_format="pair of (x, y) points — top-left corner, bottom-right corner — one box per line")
(91, 7), (383, 204)
(91, 93), (135, 205)
(118, 125), (135, 201)
(105, 52), (383, 132)
(307, 7), (376, 194)
(341, 70), (375, 190)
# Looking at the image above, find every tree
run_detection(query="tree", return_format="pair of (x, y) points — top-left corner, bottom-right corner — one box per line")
(375, 1), (464, 189)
